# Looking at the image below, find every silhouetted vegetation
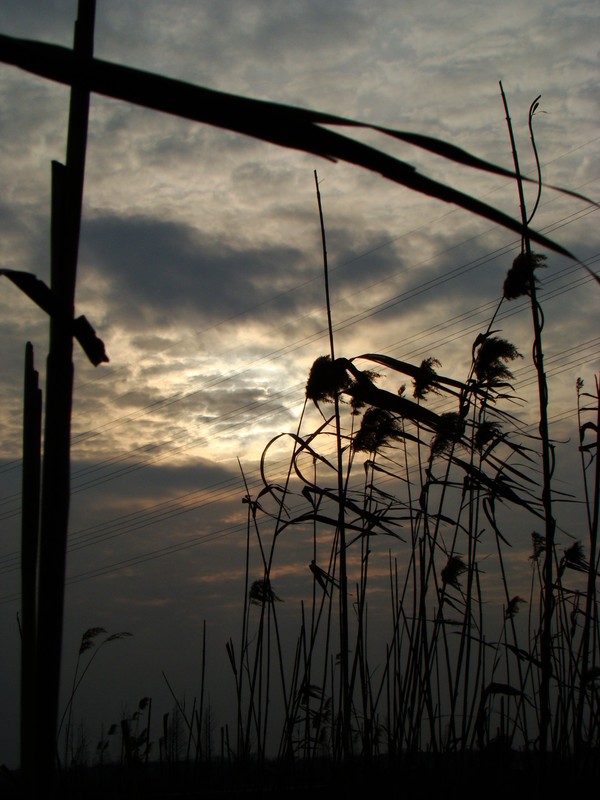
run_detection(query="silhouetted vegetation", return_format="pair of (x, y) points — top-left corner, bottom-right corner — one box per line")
(1, 3), (598, 798)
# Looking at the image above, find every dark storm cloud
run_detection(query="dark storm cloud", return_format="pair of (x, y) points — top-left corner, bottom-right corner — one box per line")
(0, 0), (75, 44)
(69, 455), (239, 505)
(101, 0), (368, 72)
(209, 0), (366, 59)
(80, 213), (311, 327)
(198, 386), (298, 439)
(78, 211), (415, 340)
(0, 197), (49, 275)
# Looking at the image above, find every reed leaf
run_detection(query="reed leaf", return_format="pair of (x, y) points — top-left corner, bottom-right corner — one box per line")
(339, 359), (440, 430)
(453, 455), (544, 518)
(309, 561), (340, 596)
(355, 353), (472, 395)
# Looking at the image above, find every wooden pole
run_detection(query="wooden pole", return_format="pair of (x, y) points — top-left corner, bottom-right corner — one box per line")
(20, 342), (42, 788)
(35, 1), (95, 785)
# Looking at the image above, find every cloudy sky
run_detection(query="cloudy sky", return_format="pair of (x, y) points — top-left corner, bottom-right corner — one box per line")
(0, 0), (598, 768)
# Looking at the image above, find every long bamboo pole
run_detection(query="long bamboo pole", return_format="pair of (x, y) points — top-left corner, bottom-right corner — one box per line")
(35, 1), (95, 786)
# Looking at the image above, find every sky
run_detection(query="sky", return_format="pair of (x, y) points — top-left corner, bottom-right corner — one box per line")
(0, 0), (598, 769)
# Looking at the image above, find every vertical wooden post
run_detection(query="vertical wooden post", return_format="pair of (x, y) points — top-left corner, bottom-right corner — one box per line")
(35, 1), (96, 785)
(20, 342), (42, 788)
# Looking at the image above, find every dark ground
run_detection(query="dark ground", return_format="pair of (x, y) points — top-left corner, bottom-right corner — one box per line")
(1, 748), (597, 798)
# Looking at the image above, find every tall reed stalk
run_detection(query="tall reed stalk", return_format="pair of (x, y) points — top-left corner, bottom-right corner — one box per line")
(500, 83), (556, 754)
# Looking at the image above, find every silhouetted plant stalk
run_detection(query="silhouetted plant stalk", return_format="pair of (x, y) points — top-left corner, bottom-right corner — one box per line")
(574, 376), (600, 749)
(231, 407), (329, 767)
(303, 336), (518, 753)
(58, 627), (132, 769)
(500, 83), (556, 754)
(314, 170), (351, 759)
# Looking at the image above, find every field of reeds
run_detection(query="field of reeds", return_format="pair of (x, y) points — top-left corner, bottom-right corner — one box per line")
(9, 187), (597, 800)
(196, 191), (599, 796)
(18, 306), (598, 800)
